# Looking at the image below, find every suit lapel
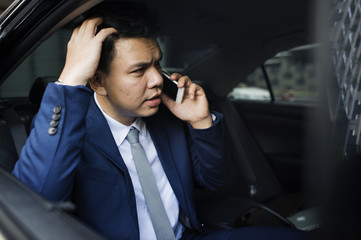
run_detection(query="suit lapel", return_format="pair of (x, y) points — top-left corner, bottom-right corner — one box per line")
(85, 96), (140, 227)
(86, 96), (129, 173)
(144, 114), (188, 211)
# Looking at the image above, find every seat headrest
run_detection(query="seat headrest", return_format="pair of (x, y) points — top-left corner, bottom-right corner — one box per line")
(29, 77), (58, 106)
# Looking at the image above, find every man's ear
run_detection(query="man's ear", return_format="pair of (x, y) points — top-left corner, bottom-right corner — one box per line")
(89, 71), (107, 96)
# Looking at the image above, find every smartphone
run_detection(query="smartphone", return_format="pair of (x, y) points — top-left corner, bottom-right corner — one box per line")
(162, 71), (184, 103)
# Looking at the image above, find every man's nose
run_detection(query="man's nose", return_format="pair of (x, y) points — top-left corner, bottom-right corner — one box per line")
(147, 68), (163, 88)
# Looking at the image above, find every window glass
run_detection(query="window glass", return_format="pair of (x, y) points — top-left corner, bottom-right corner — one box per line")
(0, 29), (71, 98)
(266, 44), (317, 103)
(228, 44), (318, 104)
(228, 68), (270, 101)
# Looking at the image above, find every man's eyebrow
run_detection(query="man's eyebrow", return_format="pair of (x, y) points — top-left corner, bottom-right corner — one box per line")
(130, 54), (163, 69)
(130, 61), (152, 69)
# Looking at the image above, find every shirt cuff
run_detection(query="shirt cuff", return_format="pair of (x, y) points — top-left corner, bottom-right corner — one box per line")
(211, 113), (216, 122)
(54, 79), (66, 85)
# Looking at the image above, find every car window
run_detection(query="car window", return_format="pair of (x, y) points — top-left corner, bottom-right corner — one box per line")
(0, 31), (216, 99)
(0, 29), (71, 98)
(228, 67), (271, 101)
(228, 44), (318, 104)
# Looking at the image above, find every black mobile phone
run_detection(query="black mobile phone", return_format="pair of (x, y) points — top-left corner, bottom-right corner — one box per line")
(162, 71), (184, 103)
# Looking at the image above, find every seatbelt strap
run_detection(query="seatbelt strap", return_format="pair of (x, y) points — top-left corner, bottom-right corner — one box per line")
(1, 108), (27, 158)
(219, 99), (282, 201)
(219, 100), (258, 197)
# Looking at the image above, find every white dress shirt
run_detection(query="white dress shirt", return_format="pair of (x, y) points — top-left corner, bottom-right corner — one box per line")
(94, 93), (184, 239)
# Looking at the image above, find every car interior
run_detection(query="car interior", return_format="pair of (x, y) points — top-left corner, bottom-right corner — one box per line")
(0, 0), (360, 239)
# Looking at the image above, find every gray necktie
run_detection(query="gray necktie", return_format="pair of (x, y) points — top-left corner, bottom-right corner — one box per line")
(126, 128), (176, 240)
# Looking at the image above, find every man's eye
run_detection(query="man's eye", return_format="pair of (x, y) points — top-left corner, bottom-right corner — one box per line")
(133, 68), (144, 73)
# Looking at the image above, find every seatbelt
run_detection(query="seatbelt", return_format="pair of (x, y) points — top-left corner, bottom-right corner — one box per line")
(0, 108), (28, 158)
(219, 100), (258, 197)
(218, 99), (282, 201)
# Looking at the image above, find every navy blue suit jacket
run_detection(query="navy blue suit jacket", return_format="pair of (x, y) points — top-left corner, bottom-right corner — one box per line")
(13, 84), (225, 240)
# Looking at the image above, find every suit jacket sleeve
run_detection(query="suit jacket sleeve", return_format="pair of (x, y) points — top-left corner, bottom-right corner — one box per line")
(187, 112), (226, 190)
(12, 83), (92, 201)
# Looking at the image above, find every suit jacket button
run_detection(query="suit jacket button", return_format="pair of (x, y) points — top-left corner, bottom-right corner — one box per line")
(48, 127), (57, 135)
(53, 105), (62, 114)
(52, 113), (61, 121)
(50, 120), (59, 128)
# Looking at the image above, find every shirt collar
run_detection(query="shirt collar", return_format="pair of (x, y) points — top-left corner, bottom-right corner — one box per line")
(94, 92), (146, 147)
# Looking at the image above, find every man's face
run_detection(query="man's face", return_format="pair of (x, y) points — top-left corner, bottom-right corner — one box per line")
(96, 37), (163, 125)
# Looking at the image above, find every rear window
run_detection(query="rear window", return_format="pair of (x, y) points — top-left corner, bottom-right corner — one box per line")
(228, 44), (318, 105)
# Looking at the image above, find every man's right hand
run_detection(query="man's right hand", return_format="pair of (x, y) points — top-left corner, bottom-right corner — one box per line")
(59, 17), (117, 86)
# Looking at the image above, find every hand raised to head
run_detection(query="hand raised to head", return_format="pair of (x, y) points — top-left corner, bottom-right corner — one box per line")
(59, 17), (117, 86)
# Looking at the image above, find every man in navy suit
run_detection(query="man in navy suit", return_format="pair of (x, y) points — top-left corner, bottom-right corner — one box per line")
(13, 2), (308, 240)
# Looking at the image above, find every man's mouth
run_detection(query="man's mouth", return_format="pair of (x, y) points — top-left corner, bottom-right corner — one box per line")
(145, 95), (161, 107)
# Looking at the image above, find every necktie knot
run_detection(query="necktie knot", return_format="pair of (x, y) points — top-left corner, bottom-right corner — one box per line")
(127, 128), (139, 144)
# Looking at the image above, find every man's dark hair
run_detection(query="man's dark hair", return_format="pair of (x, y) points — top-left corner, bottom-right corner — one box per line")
(85, 1), (160, 75)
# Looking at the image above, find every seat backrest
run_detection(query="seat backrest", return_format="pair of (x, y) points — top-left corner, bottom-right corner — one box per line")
(0, 109), (26, 171)
(0, 76), (57, 172)
(0, 121), (19, 171)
